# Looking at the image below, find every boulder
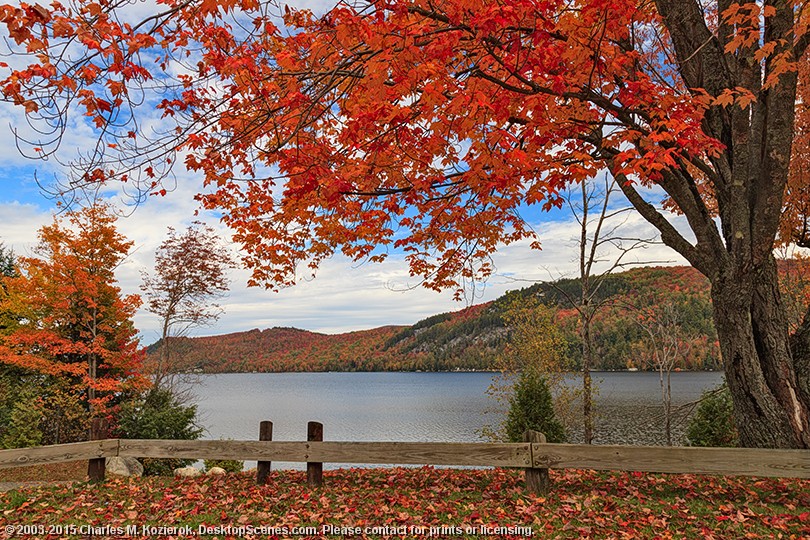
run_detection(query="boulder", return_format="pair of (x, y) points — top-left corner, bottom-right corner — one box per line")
(174, 466), (202, 478)
(105, 456), (144, 477)
(207, 467), (227, 476)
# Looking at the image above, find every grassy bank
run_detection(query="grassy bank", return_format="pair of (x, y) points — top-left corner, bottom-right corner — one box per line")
(1, 467), (808, 539)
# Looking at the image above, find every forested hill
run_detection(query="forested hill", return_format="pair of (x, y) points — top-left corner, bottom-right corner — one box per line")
(148, 265), (722, 373)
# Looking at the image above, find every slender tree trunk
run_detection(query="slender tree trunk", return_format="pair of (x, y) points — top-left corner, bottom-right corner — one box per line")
(155, 316), (171, 391)
(664, 366), (672, 446)
(88, 307), (97, 416)
(88, 355), (96, 415)
(712, 256), (810, 448)
(579, 184), (594, 446)
(581, 314), (594, 444)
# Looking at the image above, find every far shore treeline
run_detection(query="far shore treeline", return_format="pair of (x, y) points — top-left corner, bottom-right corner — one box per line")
(147, 265), (738, 374)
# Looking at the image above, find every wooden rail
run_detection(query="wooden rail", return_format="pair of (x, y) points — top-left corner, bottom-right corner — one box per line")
(531, 442), (810, 478)
(1, 424), (809, 495)
(0, 440), (117, 469)
(115, 439), (533, 468)
(3, 439), (806, 476)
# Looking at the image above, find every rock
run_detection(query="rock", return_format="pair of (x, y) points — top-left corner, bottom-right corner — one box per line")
(105, 456), (144, 477)
(207, 467), (227, 476)
(174, 466), (202, 478)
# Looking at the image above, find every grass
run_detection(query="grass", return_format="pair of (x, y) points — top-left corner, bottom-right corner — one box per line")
(0, 467), (808, 539)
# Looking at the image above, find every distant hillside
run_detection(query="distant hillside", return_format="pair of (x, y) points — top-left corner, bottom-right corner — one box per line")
(148, 265), (722, 373)
(147, 326), (406, 373)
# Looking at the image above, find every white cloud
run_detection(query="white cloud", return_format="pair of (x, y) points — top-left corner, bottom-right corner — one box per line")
(0, 202), (51, 250)
(0, 0), (697, 344)
(1, 171), (693, 344)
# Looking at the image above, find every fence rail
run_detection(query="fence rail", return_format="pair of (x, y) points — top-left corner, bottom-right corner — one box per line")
(3, 439), (808, 477)
(0, 440), (117, 470)
(3, 439), (809, 474)
(118, 440), (533, 468)
(1, 421), (809, 495)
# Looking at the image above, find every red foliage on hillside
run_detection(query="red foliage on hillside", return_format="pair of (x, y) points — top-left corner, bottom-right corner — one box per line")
(155, 326), (406, 373)
(148, 263), (807, 373)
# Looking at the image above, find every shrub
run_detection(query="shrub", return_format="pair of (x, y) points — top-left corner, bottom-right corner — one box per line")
(0, 382), (88, 448)
(117, 387), (204, 475)
(505, 370), (566, 443)
(38, 388), (90, 445)
(0, 373), (17, 435)
(1, 397), (43, 449)
(686, 381), (738, 447)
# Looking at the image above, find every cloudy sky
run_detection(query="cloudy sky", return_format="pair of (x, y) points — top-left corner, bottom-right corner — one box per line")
(0, 1), (688, 344)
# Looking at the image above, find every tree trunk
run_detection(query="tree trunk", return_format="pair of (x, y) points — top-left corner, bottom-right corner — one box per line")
(89, 308), (97, 416)
(155, 317), (171, 391)
(88, 354), (96, 415)
(789, 308), (810, 410)
(581, 316), (594, 445)
(712, 256), (810, 448)
(664, 367), (672, 446)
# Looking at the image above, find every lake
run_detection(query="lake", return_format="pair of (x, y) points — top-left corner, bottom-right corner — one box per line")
(191, 371), (725, 468)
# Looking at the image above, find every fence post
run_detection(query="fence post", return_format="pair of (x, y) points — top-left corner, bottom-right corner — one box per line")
(256, 421), (273, 485)
(307, 421), (323, 488)
(524, 430), (550, 495)
(88, 418), (108, 483)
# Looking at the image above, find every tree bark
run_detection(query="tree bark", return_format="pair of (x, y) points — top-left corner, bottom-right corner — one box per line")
(645, 0), (810, 449)
(789, 307), (810, 409)
(712, 256), (810, 448)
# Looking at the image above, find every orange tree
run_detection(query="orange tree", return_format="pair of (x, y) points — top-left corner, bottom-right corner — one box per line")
(0, 203), (147, 420)
(1, 0), (809, 447)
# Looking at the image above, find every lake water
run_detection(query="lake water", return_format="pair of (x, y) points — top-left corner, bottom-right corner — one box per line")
(191, 371), (725, 468)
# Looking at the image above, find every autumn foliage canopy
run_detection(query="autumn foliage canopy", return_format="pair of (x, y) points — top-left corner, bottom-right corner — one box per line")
(0, 0), (804, 288)
(0, 0), (775, 287)
(1, 0), (809, 447)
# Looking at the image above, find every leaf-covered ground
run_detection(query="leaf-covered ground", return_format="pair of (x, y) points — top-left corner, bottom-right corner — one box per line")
(0, 462), (86, 484)
(0, 467), (808, 539)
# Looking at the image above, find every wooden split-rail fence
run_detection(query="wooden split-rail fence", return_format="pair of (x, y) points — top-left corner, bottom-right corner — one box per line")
(1, 419), (809, 495)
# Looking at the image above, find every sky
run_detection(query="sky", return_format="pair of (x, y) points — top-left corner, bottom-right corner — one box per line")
(0, 1), (689, 344)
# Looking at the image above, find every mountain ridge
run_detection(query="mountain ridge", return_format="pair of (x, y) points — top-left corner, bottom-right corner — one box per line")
(147, 265), (720, 373)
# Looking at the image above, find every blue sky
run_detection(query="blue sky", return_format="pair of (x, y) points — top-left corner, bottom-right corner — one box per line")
(0, 0), (685, 343)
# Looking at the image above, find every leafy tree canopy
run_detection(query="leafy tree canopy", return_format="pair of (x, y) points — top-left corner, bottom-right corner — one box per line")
(1, 0), (809, 447)
(0, 204), (148, 415)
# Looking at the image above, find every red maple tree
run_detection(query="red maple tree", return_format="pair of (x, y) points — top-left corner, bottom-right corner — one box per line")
(1, 0), (809, 447)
